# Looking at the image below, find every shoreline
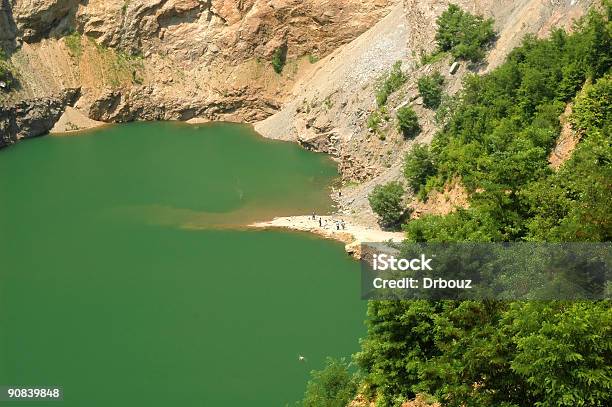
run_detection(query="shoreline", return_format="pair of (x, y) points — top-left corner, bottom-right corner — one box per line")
(250, 215), (404, 259)
(45, 115), (402, 255)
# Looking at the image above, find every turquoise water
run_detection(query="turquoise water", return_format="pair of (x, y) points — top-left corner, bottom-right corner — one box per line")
(0, 122), (365, 406)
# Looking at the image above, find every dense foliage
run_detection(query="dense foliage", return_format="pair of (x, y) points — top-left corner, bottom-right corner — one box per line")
(356, 300), (611, 407)
(396, 106), (421, 139)
(357, 6), (612, 407)
(301, 358), (359, 407)
(417, 72), (445, 109)
(368, 182), (405, 227)
(411, 8), (612, 243)
(376, 61), (408, 106)
(435, 4), (496, 62)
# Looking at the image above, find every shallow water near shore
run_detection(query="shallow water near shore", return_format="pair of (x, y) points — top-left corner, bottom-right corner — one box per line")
(0, 122), (365, 406)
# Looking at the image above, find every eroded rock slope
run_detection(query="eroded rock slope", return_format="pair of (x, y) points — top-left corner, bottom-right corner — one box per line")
(0, 0), (393, 146)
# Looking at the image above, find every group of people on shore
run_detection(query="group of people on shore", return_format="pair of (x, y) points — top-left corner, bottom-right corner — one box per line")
(311, 213), (346, 231)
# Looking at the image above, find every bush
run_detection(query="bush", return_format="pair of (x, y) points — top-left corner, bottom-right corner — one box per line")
(435, 4), (495, 62)
(404, 144), (436, 195)
(367, 107), (389, 139)
(271, 46), (286, 74)
(0, 61), (13, 90)
(0, 64), (9, 80)
(302, 358), (359, 407)
(376, 61), (407, 106)
(417, 72), (445, 109)
(420, 50), (448, 66)
(368, 182), (405, 227)
(396, 106), (421, 139)
(64, 31), (82, 57)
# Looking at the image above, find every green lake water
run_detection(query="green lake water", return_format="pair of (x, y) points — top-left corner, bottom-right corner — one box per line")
(0, 122), (365, 406)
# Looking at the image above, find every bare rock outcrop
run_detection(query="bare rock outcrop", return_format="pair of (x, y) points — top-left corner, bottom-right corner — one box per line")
(12, 0), (79, 42)
(0, 88), (79, 147)
(74, 0), (393, 65)
(1, 0), (395, 136)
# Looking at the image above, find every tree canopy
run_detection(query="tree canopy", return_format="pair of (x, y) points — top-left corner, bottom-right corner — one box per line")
(356, 7), (612, 407)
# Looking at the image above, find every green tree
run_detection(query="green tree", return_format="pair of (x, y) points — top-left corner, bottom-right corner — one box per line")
(571, 74), (612, 132)
(301, 358), (359, 407)
(271, 46), (286, 74)
(403, 144), (436, 195)
(417, 72), (445, 109)
(506, 301), (612, 406)
(368, 182), (405, 227)
(435, 4), (496, 62)
(355, 7), (612, 407)
(396, 106), (421, 139)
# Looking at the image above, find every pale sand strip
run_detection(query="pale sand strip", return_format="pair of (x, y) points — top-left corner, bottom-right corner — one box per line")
(250, 215), (404, 259)
(50, 106), (106, 135)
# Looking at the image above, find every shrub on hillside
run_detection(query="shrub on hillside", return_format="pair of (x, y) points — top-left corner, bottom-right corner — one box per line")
(64, 31), (82, 57)
(271, 46), (286, 74)
(0, 61), (13, 90)
(368, 182), (405, 227)
(404, 144), (436, 195)
(376, 61), (407, 106)
(435, 4), (495, 62)
(417, 72), (445, 109)
(396, 106), (421, 139)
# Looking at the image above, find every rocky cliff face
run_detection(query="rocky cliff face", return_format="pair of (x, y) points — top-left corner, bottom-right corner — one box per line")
(12, 0), (79, 42)
(0, 87), (78, 147)
(0, 0), (596, 173)
(0, 0), (393, 140)
(256, 0), (596, 226)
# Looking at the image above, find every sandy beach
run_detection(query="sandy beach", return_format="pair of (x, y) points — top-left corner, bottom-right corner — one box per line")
(250, 215), (404, 258)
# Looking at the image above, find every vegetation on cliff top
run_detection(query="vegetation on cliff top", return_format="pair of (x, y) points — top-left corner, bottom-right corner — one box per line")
(358, 4), (611, 406)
